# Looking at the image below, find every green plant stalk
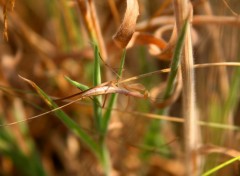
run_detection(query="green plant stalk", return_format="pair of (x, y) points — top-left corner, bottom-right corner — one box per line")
(93, 43), (112, 175)
(93, 44), (103, 132)
(65, 75), (111, 176)
(65, 46), (127, 175)
(98, 142), (111, 176)
(142, 19), (188, 159)
(204, 58), (240, 172)
(98, 49), (126, 176)
(102, 49), (126, 135)
(222, 67), (240, 119)
(202, 156), (240, 176)
(163, 20), (188, 100)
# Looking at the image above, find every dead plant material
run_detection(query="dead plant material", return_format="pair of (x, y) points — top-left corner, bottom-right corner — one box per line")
(173, 1), (201, 175)
(112, 0), (139, 48)
(199, 144), (240, 158)
(118, 62), (240, 85)
(3, 13), (56, 57)
(222, 0), (239, 16)
(76, 0), (107, 59)
(136, 15), (240, 31)
(107, 0), (121, 26)
(2, 0), (15, 41)
(127, 32), (169, 59)
(150, 156), (185, 176)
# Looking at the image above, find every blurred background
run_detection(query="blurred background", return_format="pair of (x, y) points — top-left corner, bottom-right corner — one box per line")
(0, 0), (240, 175)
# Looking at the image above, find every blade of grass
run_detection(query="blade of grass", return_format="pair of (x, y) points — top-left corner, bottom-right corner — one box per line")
(93, 43), (103, 131)
(162, 20), (188, 100)
(141, 18), (188, 161)
(222, 67), (240, 119)
(92, 43), (111, 175)
(202, 156), (240, 176)
(19, 76), (100, 158)
(174, 2), (200, 174)
(146, 18), (188, 135)
(102, 49), (126, 135)
(65, 76), (89, 90)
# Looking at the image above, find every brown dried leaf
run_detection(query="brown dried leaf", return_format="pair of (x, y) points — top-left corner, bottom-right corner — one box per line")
(127, 32), (166, 49)
(127, 32), (171, 60)
(112, 0), (139, 48)
(199, 144), (240, 158)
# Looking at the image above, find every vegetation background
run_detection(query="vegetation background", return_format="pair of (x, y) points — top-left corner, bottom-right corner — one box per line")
(0, 0), (240, 175)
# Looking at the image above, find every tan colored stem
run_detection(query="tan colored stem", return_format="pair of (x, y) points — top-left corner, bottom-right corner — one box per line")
(76, 0), (107, 60)
(136, 15), (240, 31)
(173, 1), (201, 175)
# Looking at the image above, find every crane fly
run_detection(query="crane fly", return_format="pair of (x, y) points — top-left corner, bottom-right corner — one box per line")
(0, 77), (150, 127)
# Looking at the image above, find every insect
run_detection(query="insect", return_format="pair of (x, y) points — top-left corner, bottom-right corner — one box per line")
(0, 75), (150, 127)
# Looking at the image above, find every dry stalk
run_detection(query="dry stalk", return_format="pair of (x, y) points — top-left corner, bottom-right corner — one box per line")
(3, 13), (56, 57)
(200, 1), (229, 101)
(107, 0), (121, 26)
(88, 0), (107, 59)
(136, 15), (240, 31)
(2, 0), (16, 41)
(173, 1), (201, 176)
(76, 0), (107, 60)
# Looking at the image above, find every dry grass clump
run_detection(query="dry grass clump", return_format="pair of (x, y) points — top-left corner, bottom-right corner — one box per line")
(0, 0), (240, 175)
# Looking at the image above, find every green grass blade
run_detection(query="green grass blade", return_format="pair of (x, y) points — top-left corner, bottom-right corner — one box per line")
(163, 19), (188, 99)
(222, 67), (240, 118)
(142, 19), (189, 159)
(65, 76), (89, 90)
(202, 156), (240, 176)
(20, 77), (100, 158)
(102, 49), (126, 135)
(93, 44), (103, 131)
(93, 43), (102, 87)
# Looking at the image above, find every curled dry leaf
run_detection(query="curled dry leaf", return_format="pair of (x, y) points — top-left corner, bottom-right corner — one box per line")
(152, 24), (177, 60)
(112, 0), (139, 48)
(127, 32), (166, 50)
(199, 144), (240, 158)
(126, 31), (172, 60)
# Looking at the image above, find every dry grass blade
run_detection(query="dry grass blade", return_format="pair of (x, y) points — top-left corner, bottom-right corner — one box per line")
(107, 0), (121, 26)
(2, 0), (15, 41)
(6, 13), (56, 56)
(136, 15), (240, 31)
(200, 144), (240, 158)
(173, 1), (200, 175)
(222, 0), (239, 16)
(76, 0), (107, 59)
(112, 0), (139, 48)
(3, 4), (8, 41)
(118, 62), (240, 85)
